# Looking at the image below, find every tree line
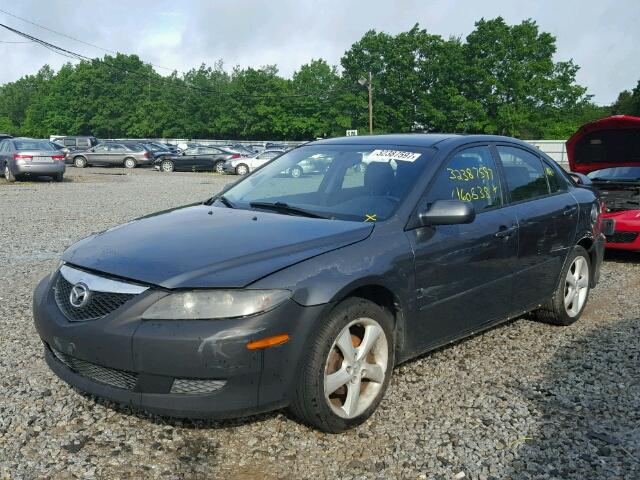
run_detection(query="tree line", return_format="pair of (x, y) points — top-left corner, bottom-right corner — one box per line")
(0, 17), (621, 141)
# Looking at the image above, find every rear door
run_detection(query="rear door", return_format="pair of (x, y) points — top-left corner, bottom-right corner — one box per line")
(495, 144), (578, 308)
(408, 144), (519, 349)
(107, 144), (127, 165)
(88, 143), (109, 164)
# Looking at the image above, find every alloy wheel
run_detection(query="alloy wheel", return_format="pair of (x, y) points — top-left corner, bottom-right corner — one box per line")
(161, 161), (174, 172)
(564, 256), (589, 317)
(237, 165), (248, 175)
(324, 318), (389, 419)
(215, 161), (225, 173)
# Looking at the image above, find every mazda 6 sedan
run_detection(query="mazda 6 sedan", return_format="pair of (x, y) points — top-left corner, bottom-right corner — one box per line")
(33, 134), (605, 432)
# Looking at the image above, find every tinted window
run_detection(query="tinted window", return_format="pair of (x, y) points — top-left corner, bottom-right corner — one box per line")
(588, 166), (640, 181)
(498, 146), (549, 202)
(77, 139), (90, 147)
(425, 146), (502, 211)
(14, 140), (56, 151)
(63, 138), (76, 146)
(543, 161), (567, 193)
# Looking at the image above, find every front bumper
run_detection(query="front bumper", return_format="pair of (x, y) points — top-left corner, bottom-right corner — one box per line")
(15, 162), (65, 176)
(602, 211), (640, 251)
(33, 271), (328, 419)
(222, 163), (237, 174)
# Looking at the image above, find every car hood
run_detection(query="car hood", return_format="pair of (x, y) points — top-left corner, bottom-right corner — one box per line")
(62, 204), (374, 289)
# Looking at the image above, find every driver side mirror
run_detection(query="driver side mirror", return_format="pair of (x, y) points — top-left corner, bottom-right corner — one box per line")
(417, 199), (476, 226)
(569, 172), (592, 186)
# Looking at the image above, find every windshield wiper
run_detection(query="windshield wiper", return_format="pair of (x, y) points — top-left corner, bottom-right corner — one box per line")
(249, 201), (328, 219)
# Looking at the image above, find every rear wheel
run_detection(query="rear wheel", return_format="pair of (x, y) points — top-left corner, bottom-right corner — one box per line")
(214, 161), (225, 174)
(4, 164), (16, 182)
(535, 245), (591, 326)
(290, 298), (394, 432)
(161, 160), (174, 173)
(73, 156), (87, 168)
(235, 164), (249, 175)
(53, 173), (64, 182)
(124, 157), (136, 169)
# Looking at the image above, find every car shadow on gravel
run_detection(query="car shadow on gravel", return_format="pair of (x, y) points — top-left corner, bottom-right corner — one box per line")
(509, 317), (640, 479)
(604, 249), (639, 264)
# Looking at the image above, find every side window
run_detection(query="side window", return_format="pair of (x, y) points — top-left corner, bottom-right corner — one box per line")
(77, 139), (90, 147)
(543, 160), (567, 193)
(425, 146), (502, 212)
(110, 144), (126, 152)
(497, 146), (550, 202)
(63, 138), (76, 147)
(94, 144), (108, 152)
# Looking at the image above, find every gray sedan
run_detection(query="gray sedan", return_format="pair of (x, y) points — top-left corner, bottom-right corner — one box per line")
(68, 142), (154, 169)
(0, 138), (66, 182)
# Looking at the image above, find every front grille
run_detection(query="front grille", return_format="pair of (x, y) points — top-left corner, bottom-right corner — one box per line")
(50, 346), (138, 390)
(170, 378), (226, 394)
(54, 274), (136, 321)
(605, 231), (639, 244)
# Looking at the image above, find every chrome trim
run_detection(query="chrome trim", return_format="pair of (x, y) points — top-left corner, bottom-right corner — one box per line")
(59, 265), (148, 295)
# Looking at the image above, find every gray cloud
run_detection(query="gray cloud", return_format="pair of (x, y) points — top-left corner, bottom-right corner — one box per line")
(0, 0), (637, 104)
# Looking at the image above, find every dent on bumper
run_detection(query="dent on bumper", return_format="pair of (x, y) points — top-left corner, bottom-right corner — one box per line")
(33, 274), (329, 418)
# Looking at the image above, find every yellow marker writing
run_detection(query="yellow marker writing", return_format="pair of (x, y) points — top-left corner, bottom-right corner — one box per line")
(365, 214), (377, 222)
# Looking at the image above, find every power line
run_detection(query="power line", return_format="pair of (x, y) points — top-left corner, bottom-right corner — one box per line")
(0, 22), (350, 101)
(0, 7), (176, 71)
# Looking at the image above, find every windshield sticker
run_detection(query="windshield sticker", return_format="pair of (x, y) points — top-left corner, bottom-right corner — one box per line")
(364, 214), (377, 222)
(367, 150), (422, 162)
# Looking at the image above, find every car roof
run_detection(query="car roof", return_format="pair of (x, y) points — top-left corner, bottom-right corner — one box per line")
(310, 133), (532, 149)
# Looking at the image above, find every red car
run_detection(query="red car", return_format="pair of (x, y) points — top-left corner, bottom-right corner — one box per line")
(567, 115), (640, 251)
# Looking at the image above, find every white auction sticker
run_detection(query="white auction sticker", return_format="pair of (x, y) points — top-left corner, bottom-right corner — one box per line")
(366, 149), (422, 162)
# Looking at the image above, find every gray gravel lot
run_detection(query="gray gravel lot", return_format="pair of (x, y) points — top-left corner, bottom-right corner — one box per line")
(0, 167), (638, 479)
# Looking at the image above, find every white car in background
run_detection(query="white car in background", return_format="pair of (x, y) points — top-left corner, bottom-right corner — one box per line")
(224, 149), (284, 175)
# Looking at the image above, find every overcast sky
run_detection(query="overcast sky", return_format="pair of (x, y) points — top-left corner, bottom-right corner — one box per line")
(0, 0), (637, 104)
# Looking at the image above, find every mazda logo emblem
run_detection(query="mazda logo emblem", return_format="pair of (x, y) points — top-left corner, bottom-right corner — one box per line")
(69, 283), (91, 308)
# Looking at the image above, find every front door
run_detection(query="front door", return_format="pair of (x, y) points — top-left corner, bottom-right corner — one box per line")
(406, 145), (519, 351)
(496, 145), (579, 308)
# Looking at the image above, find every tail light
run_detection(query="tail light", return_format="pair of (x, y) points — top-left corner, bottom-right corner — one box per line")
(231, 153), (241, 159)
(52, 154), (65, 161)
(13, 154), (32, 161)
(143, 151), (151, 158)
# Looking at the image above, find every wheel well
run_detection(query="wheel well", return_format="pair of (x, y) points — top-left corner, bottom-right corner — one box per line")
(345, 285), (398, 324)
(124, 156), (135, 162)
(577, 236), (595, 264)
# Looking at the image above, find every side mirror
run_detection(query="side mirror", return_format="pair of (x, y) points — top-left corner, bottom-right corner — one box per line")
(569, 172), (592, 186)
(418, 199), (476, 226)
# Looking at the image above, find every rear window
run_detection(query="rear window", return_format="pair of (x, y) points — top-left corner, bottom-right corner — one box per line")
(14, 140), (56, 151)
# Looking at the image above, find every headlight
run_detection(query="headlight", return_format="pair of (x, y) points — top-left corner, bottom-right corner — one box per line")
(142, 289), (291, 320)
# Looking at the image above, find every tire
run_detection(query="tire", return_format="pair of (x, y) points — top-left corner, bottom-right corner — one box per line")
(53, 173), (64, 182)
(235, 164), (249, 175)
(4, 164), (16, 182)
(73, 156), (87, 168)
(534, 245), (591, 326)
(289, 297), (395, 433)
(214, 161), (225, 174)
(290, 166), (303, 178)
(124, 157), (136, 169)
(161, 160), (174, 173)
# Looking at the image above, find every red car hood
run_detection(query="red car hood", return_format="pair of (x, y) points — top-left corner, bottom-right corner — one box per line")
(567, 115), (640, 174)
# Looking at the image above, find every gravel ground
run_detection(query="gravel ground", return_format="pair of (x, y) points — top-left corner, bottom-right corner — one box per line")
(0, 167), (638, 480)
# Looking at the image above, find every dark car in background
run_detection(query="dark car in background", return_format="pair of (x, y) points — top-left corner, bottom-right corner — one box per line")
(155, 146), (241, 173)
(54, 136), (99, 153)
(34, 134), (605, 432)
(67, 142), (153, 168)
(1, 137), (65, 182)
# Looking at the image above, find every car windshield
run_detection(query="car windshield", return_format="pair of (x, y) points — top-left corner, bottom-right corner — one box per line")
(588, 167), (640, 181)
(14, 140), (56, 151)
(220, 144), (432, 222)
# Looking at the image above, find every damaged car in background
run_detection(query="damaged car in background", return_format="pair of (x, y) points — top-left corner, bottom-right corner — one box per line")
(33, 134), (605, 432)
(568, 115), (640, 251)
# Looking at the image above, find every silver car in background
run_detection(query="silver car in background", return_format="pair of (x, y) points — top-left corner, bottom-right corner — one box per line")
(0, 138), (66, 182)
(224, 149), (284, 175)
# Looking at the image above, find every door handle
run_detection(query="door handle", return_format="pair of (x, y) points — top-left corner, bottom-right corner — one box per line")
(563, 205), (578, 216)
(495, 226), (517, 238)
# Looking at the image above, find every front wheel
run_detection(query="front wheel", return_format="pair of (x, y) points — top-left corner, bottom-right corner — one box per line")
(290, 165), (303, 178)
(535, 245), (591, 326)
(290, 298), (394, 432)
(235, 164), (249, 175)
(214, 161), (225, 174)
(124, 158), (136, 169)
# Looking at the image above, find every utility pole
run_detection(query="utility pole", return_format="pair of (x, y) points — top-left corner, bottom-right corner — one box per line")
(358, 71), (373, 134)
(367, 71), (373, 135)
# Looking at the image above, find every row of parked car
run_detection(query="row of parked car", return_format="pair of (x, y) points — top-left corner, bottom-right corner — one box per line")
(0, 135), (294, 182)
